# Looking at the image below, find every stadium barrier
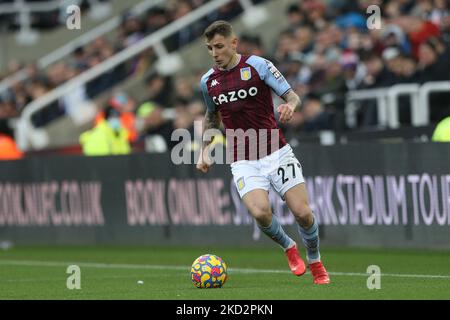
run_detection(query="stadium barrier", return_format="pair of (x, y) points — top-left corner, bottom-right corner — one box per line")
(346, 81), (450, 128)
(0, 142), (449, 249)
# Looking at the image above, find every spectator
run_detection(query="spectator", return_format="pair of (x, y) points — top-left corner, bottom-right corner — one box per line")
(294, 25), (315, 55)
(302, 93), (334, 132)
(382, 47), (417, 124)
(0, 94), (18, 119)
(396, 16), (440, 59)
(274, 30), (299, 62)
(80, 106), (131, 156)
(432, 116), (450, 141)
(430, 0), (450, 28)
(27, 80), (65, 127)
(410, 0), (434, 21)
(136, 100), (173, 152)
(416, 37), (450, 82)
(283, 93), (334, 135)
(341, 51), (365, 90)
(145, 72), (173, 107)
(95, 92), (139, 142)
(119, 14), (145, 48)
(144, 7), (169, 34)
(173, 76), (201, 105)
(382, 47), (404, 79)
(398, 53), (418, 82)
(359, 51), (395, 88)
(416, 37), (450, 121)
(0, 133), (23, 160)
(335, 11), (366, 31)
(355, 51), (395, 126)
(315, 53), (346, 102)
(441, 15), (450, 45)
(72, 47), (89, 71)
(172, 0), (196, 48)
(61, 65), (88, 118)
(282, 52), (311, 90)
(301, 0), (328, 30)
(380, 24), (412, 55)
(286, 4), (305, 28)
(383, 0), (412, 19)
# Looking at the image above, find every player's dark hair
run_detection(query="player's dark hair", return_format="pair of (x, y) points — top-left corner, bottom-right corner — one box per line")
(204, 20), (233, 40)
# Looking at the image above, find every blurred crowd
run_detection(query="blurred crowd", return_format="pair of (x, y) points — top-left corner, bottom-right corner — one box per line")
(128, 0), (450, 151)
(0, 0), (248, 133)
(268, 0), (450, 138)
(2, 0), (450, 158)
(0, 0), (256, 158)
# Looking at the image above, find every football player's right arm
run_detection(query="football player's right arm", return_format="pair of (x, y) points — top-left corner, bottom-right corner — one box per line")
(197, 110), (221, 173)
(197, 73), (221, 173)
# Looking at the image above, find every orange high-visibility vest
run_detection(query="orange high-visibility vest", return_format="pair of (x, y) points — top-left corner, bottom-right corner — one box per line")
(0, 134), (23, 160)
(95, 111), (138, 142)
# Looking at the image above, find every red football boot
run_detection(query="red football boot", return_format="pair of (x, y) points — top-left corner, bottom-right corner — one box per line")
(285, 243), (306, 276)
(309, 261), (330, 284)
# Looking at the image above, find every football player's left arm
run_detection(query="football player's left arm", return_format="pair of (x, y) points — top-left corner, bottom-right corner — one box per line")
(278, 89), (301, 123)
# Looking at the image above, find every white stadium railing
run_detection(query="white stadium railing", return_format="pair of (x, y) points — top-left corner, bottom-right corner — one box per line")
(345, 88), (387, 128)
(346, 81), (450, 129)
(386, 83), (419, 128)
(418, 81), (450, 126)
(14, 0), (269, 151)
(0, 0), (163, 96)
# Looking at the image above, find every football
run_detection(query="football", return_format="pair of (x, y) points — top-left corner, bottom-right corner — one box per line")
(191, 254), (228, 288)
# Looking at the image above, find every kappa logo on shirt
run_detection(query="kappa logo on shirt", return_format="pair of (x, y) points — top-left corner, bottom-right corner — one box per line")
(211, 79), (220, 87)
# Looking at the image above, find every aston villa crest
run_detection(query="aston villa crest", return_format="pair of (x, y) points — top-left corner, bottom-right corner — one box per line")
(240, 67), (251, 81)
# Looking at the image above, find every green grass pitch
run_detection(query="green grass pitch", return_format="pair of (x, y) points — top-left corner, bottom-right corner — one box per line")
(0, 246), (449, 300)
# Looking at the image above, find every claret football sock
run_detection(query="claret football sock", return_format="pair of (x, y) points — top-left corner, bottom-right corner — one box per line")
(297, 216), (321, 264)
(258, 214), (295, 250)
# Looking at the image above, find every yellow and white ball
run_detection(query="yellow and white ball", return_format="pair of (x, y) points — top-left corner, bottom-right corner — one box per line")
(191, 254), (228, 288)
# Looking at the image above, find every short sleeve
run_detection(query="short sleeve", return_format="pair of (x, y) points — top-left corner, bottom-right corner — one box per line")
(246, 55), (291, 97)
(200, 69), (216, 112)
